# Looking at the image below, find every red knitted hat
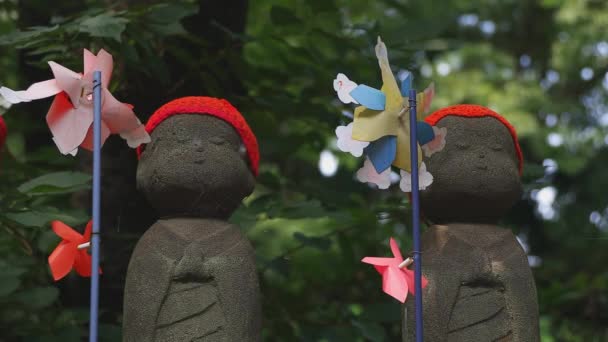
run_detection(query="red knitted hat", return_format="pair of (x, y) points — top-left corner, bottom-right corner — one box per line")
(0, 115), (6, 150)
(136, 96), (259, 176)
(425, 104), (523, 175)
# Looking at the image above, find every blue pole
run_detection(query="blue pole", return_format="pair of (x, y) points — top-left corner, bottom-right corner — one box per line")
(408, 89), (423, 342)
(89, 71), (102, 342)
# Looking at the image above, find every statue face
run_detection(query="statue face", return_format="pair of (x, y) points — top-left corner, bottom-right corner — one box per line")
(137, 115), (255, 218)
(420, 116), (522, 224)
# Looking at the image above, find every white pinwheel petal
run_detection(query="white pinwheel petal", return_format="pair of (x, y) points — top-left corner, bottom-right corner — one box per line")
(333, 73), (359, 104)
(356, 158), (391, 189)
(335, 122), (369, 157)
(399, 162), (434, 192)
(0, 79), (62, 104)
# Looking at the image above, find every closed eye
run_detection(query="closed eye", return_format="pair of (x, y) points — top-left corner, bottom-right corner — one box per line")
(491, 145), (503, 151)
(456, 142), (470, 150)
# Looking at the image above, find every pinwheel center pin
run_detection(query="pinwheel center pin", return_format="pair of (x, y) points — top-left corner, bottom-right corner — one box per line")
(398, 257), (414, 269)
(78, 241), (91, 250)
(81, 84), (95, 105)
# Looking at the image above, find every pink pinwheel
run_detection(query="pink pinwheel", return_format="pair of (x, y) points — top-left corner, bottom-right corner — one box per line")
(48, 220), (101, 281)
(362, 237), (428, 303)
(0, 49), (150, 155)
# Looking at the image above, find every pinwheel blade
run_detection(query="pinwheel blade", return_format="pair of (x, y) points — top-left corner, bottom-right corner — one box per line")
(349, 84), (386, 110)
(382, 266), (409, 303)
(365, 135), (397, 173)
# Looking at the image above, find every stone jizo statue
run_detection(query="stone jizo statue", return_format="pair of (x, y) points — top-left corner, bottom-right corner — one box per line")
(123, 96), (261, 342)
(404, 104), (539, 341)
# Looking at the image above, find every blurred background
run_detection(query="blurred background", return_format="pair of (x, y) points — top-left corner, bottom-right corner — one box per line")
(0, 0), (607, 341)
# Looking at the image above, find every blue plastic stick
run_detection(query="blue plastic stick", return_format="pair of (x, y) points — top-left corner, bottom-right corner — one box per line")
(89, 71), (102, 342)
(408, 89), (423, 342)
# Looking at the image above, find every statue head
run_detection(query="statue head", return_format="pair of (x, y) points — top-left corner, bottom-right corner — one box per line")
(136, 96), (258, 219)
(420, 104), (523, 224)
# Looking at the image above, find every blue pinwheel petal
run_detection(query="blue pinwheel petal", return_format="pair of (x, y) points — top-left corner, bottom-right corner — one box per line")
(417, 121), (435, 145)
(400, 71), (412, 97)
(349, 85), (386, 110)
(365, 135), (397, 173)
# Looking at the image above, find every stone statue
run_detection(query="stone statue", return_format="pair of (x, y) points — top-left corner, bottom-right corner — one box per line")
(404, 105), (539, 341)
(123, 97), (261, 342)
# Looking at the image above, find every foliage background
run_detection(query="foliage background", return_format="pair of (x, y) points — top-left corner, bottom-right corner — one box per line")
(1, 0), (607, 341)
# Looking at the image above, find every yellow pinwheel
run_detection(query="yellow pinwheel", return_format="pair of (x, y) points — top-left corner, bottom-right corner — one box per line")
(346, 37), (434, 174)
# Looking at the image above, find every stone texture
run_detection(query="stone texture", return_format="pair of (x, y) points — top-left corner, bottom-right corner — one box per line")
(123, 115), (260, 342)
(403, 116), (539, 342)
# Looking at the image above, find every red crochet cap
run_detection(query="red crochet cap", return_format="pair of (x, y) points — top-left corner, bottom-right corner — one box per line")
(425, 104), (523, 175)
(136, 96), (259, 176)
(0, 115), (6, 150)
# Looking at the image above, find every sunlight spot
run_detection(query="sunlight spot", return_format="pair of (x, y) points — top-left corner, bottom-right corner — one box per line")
(479, 20), (496, 36)
(527, 255), (542, 268)
(421, 64), (433, 78)
(545, 113), (558, 127)
(543, 158), (558, 175)
(389, 171), (400, 184)
(534, 186), (557, 220)
(397, 70), (412, 81)
(580, 67), (594, 81)
(520, 54), (531, 68)
(595, 41), (608, 57)
(589, 211), (602, 225)
(318, 150), (338, 177)
(547, 132), (563, 147)
(546, 70), (560, 83)
(599, 113), (608, 127)
(541, 69), (560, 89)
(458, 13), (479, 27)
(437, 62), (451, 76)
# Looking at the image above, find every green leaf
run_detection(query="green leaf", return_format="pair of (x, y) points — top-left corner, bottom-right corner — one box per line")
(5, 208), (89, 228)
(0, 263), (28, 293)
(18, 171), (91, 195)
(0, 277), (21, 296)
(266, 256), (290, 277)
(293, 232), (331, 251)
(5, 132), (26, 163)
(145, 3), (199, 36)
(15, 286), (59, 309)
(78, 13), (129, 42)
(270, 6), (302, 26)
(0, 25), (59, 46)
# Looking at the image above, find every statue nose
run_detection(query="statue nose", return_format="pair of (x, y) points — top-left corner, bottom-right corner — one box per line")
(479, 153), (485, 159)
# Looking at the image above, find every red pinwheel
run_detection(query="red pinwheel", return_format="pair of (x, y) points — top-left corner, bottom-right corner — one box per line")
(362, 237), (428, 303)
(48, 220), (100, 281)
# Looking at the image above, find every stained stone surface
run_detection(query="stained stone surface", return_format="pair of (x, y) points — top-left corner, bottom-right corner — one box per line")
(403, 116), (539, 342)
(123, 115), (260, 342)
